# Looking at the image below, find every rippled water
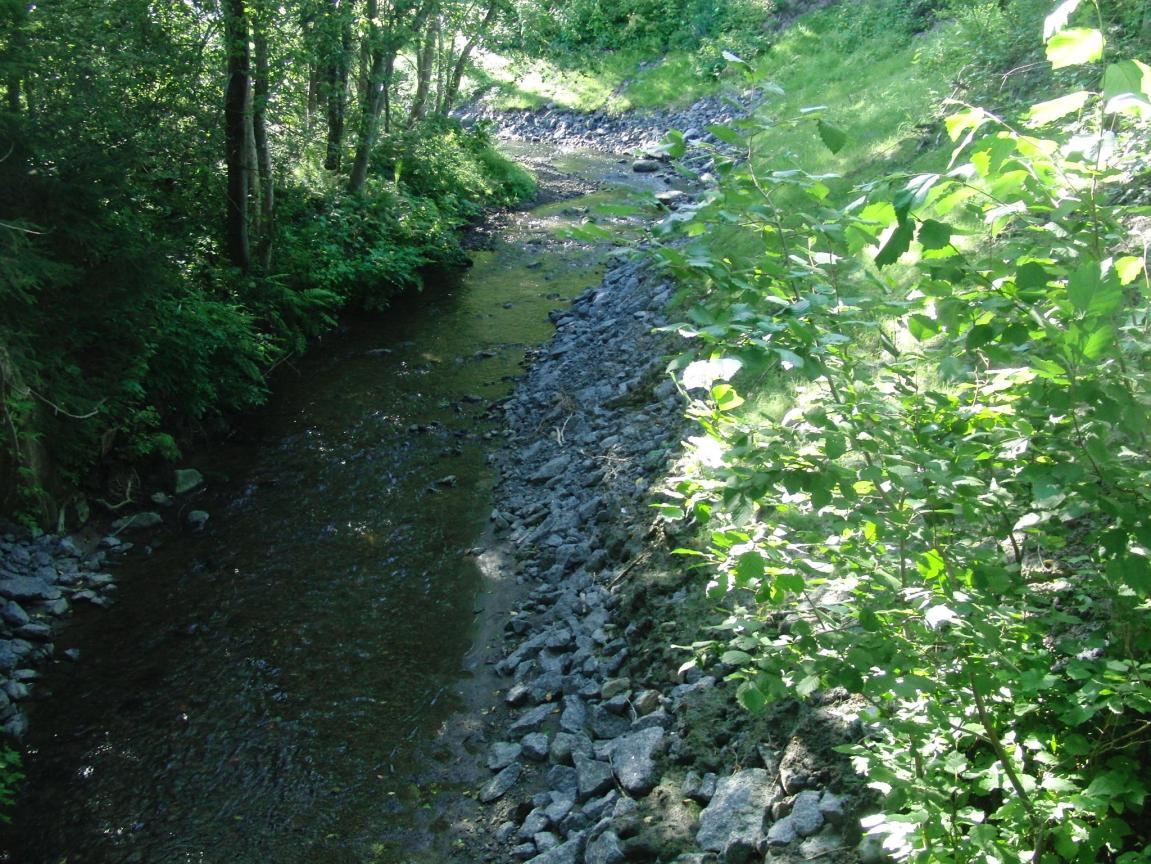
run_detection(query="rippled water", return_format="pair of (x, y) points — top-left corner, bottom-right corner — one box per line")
(2, 149), (663, 864)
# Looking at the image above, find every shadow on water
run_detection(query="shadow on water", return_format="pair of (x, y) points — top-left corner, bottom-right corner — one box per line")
(1, 149), (669, 864)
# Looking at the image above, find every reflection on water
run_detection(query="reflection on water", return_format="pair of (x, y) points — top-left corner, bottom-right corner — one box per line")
(1, 148), (663, 864)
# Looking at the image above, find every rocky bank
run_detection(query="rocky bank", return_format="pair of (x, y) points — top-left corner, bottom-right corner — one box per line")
(463, 104), (870, 864)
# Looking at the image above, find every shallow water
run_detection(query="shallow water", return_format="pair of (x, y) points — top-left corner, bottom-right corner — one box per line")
(2, 149), (666, 864)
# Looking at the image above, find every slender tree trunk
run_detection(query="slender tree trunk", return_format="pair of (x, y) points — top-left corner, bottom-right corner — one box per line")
(224, 0), (251, 271)
(5, 76), (18, 113)
(441, 0), (498, 116)
(408, 17), (437, 127)
(307, 64), (319, 129)
(349, 0), (436, 194)
(253, 10), (274, 269)
(382, 52), (394, 133)
(348, 48), (389, 194)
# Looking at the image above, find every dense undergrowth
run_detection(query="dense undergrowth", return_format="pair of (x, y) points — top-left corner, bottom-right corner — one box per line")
(0, 0), (534, 524)
(645, 0), (1151, 860)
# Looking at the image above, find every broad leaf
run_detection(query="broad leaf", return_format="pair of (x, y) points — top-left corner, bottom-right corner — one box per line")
(1103, 60), (1151, 117)
(707, 124), (749, 149)
(1046, 28), (1104, 69)
(874, 219), (914, 268)
(917, 219), (953, 250)
(817, 118), (848, 154)
(1027, 90), (1090, 126)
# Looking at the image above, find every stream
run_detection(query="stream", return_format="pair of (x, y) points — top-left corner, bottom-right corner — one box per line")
(1, 147), (663, 864)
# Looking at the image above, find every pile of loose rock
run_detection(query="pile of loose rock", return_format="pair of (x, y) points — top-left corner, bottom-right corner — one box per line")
(460, 95), (758, 177)
(475, 251), (863, 862)
(0, 524), (122, 740)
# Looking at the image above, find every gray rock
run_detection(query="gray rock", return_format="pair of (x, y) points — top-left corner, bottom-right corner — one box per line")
(497, 821), (518, 843)
(187, 510), (210, 529)
(819, 791), (847, 826)
(696, 769), (772, 863)
(533, 832), (561, 853)
(632, 159), (662, 173)
(766, 816), (798, 847)
(480, 763), (521, 803)
(506, 682), (533, 706)
(551, 731), (594, 765)
(548, 765), (579, 798)
(112, 511), (163, 531)
(511, 703), (555, 734)
(545, 793), (576, 824)
(573, 754), (615, 802)
(800, 832), (847, 858)
(560, 695), (588, 733)
(520, 808), (552, 837)
(522, 732), (550, 761)
(0, 577), (61, 602)
(488, 741), (523, 771)
(0, 642), (17, 671)
(608, 727), (665, 796)
(174, 468), (204, 495)
(634, 689), (662, 716)
(789, 790), (825, 838)
(0, 600), (29, 627)
(589, 704), (630, 740)
(526, 834), (585, 864)
(584, 829), (625, 864)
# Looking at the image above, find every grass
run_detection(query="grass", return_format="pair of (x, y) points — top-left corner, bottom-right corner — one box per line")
(465, 49), (729, 114)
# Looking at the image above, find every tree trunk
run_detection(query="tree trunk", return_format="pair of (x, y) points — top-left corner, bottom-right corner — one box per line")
(322, 11), (352, 172)
(440, 0), (498, 116)
(347, 48), (389, 194)
(348, 0), (436, 194)
(224, 0), (251, 271)
(253, 9), (274, 269)
(408, 17), (438, 127)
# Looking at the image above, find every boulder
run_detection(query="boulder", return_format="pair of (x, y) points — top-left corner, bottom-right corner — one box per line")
(608, 727), (665, 796)
(696, 769), (773, 863)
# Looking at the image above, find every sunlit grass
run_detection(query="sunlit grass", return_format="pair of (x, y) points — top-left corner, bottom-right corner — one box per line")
(466, 49), (728, 114)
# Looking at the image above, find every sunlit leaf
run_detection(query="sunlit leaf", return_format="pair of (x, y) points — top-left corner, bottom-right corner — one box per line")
(1027, 90), (1090, 126)
(1103, 60), (1151, 117)
(1044, 0), (1082, 39)
(1046, 28), (1104, 69)
(682, 357), (742, 390)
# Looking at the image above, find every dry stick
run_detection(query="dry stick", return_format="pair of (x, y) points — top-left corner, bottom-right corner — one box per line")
(969, 669), (1047, 856)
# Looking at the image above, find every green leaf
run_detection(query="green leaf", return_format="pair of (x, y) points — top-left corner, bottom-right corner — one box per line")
(1068, 261), (1122, 315)
(875, 220), (914, 269)
(1116, 256), (1145, 287)
(795, 674), (821, 697)
(707, 124), (748, 149)
(1027, 90), (1090, 126)
(737, 681), (767, 712)
(917, 219), (953, 251)
(722, 650), (753, 666)
(1016, 262), (1051, 293)
(1103, 60), (1151, 117)
(908, 314), (940, 341)
(816, 118), (847, 154)
(735, 550), (765, 585)
(1046, 28), (1104, 69)
(712, 384), (745, 411)
(1109, 554), (1151, 595)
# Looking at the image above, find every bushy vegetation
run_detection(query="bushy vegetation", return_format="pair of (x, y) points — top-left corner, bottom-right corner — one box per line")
(0, 0), (532, 523)
(651, 0), (1151, 860)
(501, 0), (782, 76)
